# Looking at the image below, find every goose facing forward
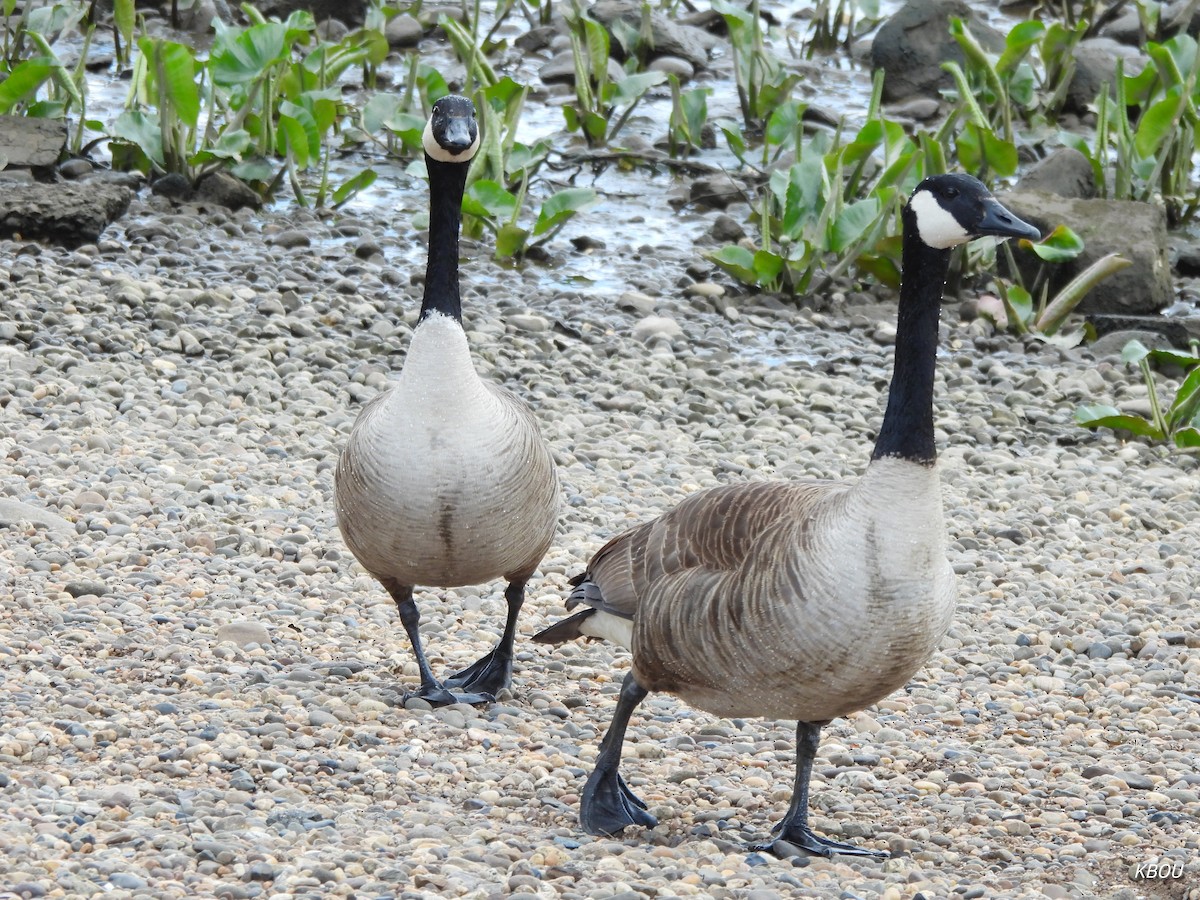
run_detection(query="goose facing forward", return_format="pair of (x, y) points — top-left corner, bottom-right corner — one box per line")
(534, 174), (1040, 856)
(336, 95), (559, 706)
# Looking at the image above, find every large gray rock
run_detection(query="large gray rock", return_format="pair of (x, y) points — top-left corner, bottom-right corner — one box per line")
(1065, 38), (1148, 114)
(999, 190), (1172, 316)
(0, 499), (73, 533)
(0, 116), (66, 169)
(0, 181), (132, 247)
(870, 0), (1004, 104)
(589, 0), (714, 68)
(1017, 147), (1096, 200)
(195, 171), (262, 211)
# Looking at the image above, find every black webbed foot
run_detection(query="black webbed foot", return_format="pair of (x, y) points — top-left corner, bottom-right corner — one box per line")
(581, 767), (657, 836)
(405, 682), (495, 707)
(751, 824), (889, 860)
(443, 646), (512, 697)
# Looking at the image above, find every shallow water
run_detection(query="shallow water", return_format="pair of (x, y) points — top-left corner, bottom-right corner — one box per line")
(66, 0), (1033, 361)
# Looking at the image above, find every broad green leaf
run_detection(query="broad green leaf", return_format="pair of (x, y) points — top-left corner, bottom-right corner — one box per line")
(1026, 224), (1082, 262)
(533, 187), (598, 236)
(112, 108), (165, 168)
(495, 223), (530, 258)
(830, 197), (880, 253)
(506, 139), (551, 179)
(707, 245), (760, 284)
(1173, 427), (1200, 448)
(0, 59), (54, 113)
(967, 124), (1018, 176)
(1007, 62), (1036, 108)
(562, 105), (581, 134)
(1145, 33), (1195, 87)
(751, 249), (785, 286)
(332, 168), (377, 207)
(1121, 339), (1152, 365)
(997, 20), (1044, 75)
(681, 86), (708, 140)
(583, 110), (607, 144)
(362, 95), (408, 133)
(765, 99), (803, 148)
(416, 65), (450, 104)
(1167, 365), (1200, 429)
(152, 39), (200, 129)
(464, 180), (518, 220)
(855, 253), (901, 290)
(779, 157), (824, 240)
(230, 157), (277, 183)
(583, 17), (610, 88)
(191, 127), (253, 163)
(609, 70), (666, 107)
(277, 102), (320, 166)
(114, 0), (135, 61)
(1001, 282), (1034, 329)
(1074, 405), (1162, 437)
(707, 245), (782, 287)
(719, 121), (747, 163)
(1134, 90), (1185, 160)
(210, 22), (290, 86)
(1147, 347), (1200, 368)
(483, 75), (526, 111)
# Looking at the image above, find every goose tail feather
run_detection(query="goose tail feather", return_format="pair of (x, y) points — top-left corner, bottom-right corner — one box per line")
(531, 609), (595, 644)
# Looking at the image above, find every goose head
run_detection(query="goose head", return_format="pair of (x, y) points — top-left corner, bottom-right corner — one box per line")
(423, 95), (481, 164)
(906, 173), (1041, 250)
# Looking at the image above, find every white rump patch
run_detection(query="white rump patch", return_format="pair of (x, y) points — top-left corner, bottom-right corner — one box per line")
(422, 117), (480, 163)
(579, 610), (634, 650)
(909, 189), (971, 249)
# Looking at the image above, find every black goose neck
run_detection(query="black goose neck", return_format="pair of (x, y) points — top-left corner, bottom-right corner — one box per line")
(419, 155), (469, 324)
(869, 208), (953, 466)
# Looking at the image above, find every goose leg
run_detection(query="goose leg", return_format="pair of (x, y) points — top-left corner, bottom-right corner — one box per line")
(753, 721), (888, 860)
(444, 579), (524, 696)
(581, 672), (658, 836)
(383, 579), (494, 707)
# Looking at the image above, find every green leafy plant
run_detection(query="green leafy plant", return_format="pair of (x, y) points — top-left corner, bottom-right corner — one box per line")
(0, 0), (89, 128)
(803, 0), (882, 55)
(1076, 340), (1200, 449)
(110, 8), (378, 207)
(1057, 34), (1200, 224)
(981, 225), (1130, 345)
(463, 179), (597, 260)
(667, 76), (708, 158)
(712, 0), (798, 133)
(708, 77), (924, 294)
(560, 3), (665, 147)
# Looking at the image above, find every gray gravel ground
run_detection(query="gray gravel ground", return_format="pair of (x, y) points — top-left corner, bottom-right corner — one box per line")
(0, 190), (1198, 900)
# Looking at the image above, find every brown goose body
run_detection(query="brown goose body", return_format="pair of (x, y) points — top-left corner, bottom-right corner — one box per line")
(561, 459), (954, 722)
(534, 173), (1041, 855)
(335, 313), (558, 589)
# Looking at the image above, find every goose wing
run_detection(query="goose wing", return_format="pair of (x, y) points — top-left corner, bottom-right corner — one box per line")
(538, 480), (847, 642)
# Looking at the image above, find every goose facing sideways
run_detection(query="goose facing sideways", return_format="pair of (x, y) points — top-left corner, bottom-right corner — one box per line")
(336, 95), (559, 706)
(534, 174), (1040, 857)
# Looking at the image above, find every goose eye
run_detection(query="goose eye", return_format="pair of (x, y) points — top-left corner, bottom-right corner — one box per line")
(943, 186), (959, 199)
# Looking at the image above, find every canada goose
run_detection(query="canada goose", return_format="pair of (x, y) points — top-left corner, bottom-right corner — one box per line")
(336, 95), (559, 706)
(534, 174), (1040, 856)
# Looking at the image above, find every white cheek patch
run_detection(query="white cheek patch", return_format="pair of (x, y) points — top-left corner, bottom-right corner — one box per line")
(422, 117), (481, 163)
(909, 190), (971, 249)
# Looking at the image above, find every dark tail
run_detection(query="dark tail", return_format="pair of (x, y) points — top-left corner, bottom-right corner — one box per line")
(531, 609), (594, 644)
